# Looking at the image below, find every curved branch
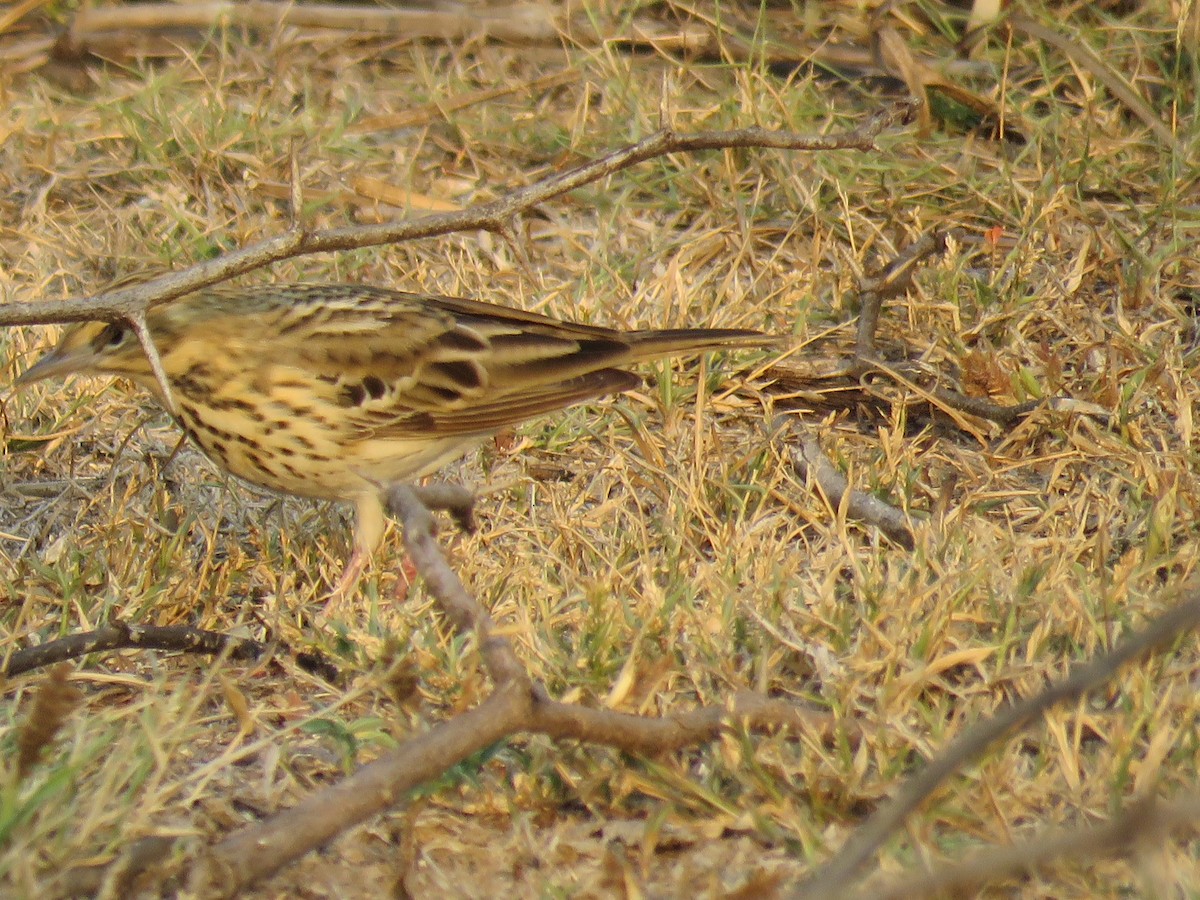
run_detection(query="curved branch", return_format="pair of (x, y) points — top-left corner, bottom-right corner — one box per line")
(0, 104), (917, 328)
(868, 795), (1200, 900)
(792, 432), (915, 549)
(190, 680), (534, 895)
(531, 688), (849, 754)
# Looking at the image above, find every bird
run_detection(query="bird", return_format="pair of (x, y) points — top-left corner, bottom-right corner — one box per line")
(16, 283), (774, 595)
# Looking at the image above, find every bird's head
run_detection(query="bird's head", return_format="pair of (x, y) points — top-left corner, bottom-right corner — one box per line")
(14, 320), (153, 387)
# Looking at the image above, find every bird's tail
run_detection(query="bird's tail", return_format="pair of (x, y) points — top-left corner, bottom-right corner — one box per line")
(622, 328), (780, 363)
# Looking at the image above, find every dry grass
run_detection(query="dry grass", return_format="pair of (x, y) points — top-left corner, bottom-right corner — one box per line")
(0, 1), (1198, 896)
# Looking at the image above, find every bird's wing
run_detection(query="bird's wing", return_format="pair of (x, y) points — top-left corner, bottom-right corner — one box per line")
(207, 286), (641, 439)
(347, 369), (642, 439)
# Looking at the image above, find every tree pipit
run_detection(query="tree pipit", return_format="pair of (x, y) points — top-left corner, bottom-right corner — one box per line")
(17, 284), (775, 597)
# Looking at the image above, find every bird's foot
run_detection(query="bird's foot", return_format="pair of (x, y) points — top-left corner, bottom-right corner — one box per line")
(325, 547), (369, 607)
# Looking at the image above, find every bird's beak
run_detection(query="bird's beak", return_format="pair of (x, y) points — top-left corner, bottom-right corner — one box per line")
(12, 345), (75, 387)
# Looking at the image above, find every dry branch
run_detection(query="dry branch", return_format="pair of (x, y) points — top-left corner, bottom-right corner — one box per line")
(763, 225), (1111, 442)
(792, 432), (915, 549)
(172, 485), (845, 895)
(69, 1), (562, 45)
(853, 229), (955, 366)
(867, 795), (1200, 900)
(1, 623), (337, 681)
(0, 103), (918, 330)
(190, 680), (534, 894)
(800, 583), (1200, 899)
(531, 687), (846, 753)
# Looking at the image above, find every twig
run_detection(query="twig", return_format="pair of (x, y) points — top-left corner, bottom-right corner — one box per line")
(927, 386), (1043, 426)
(866, 795), (1200, 900)
(130, 310), (176, 413)
(531, 687), (849, 754)
(771, 226), (1078, 442)
(792, 431), (915, 549)
(409, 482), (477, 533)
(178, 486), (846, 896)
(387, 484), (526, 688)
(799, 583), (1200, 899)
(6, 111), (913, 438)
(68, 1), (562, 45)
(853, 229), (953, 366)
(0, 104), (917, 329)
(1, 622), (338, 682)
(189, 679), (533, 896)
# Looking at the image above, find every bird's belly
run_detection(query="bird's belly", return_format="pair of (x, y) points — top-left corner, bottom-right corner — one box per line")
(174, 400), (479, 500)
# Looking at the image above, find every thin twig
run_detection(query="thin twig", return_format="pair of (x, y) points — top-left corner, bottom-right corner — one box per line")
(799, 584), (1200, 899)
(129, 310), (176, 413)
(387, 484), (527, 688)
(0, 105), (917, 329)
(928, 385), (1043, 426)
(792, 431), (915, 549)
(531, 687), (850, 754)
(409, 482), (477, 533)
(1, 622), (337, 681)
(853, 228), (952, 366)
(866, 795), (1200, 900)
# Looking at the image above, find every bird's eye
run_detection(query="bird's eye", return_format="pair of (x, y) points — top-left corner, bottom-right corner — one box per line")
(99, 324), (127, 348)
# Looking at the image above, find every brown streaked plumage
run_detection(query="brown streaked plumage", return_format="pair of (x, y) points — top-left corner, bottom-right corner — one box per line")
(17, 283), (775, 592)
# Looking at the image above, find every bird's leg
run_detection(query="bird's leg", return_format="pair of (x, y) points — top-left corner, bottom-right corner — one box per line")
(328, 545), (370, 603)
(390, 483), (475, 602)
(325, 493), (389, 604)
(327, 485), (476, 605)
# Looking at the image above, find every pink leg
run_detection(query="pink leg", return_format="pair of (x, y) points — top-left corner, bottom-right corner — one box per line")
(323, 493), (388, 605)
(328, 546), (369, 603)
(392, 555), (419, 603)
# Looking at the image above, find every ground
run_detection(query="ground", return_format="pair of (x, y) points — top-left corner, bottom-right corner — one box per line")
(0, 2), (1198, 897)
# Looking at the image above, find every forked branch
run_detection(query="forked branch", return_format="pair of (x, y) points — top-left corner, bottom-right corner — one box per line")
(173, 485), (846, 896)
